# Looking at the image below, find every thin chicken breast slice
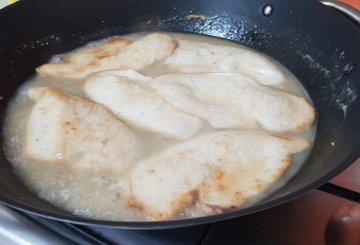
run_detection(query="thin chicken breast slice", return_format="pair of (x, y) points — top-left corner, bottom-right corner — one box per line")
(61, 37), (131, 64)
(126, 130), (310, 221)
(84, 70), (203, 139)
(37, 33), (177, 80)
(24, 87), (136, 172)
(151, 73), (315, 133)
(163, 40), (285, 86)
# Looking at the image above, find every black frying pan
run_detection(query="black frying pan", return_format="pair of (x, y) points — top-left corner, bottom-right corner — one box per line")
(0, 0), (359, 229)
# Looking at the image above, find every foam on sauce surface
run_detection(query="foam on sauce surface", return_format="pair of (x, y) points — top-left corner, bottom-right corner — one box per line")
(3, 32), (316, 221)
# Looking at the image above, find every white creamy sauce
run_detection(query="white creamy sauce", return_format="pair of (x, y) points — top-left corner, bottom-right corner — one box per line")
(2, 32), (316, 221)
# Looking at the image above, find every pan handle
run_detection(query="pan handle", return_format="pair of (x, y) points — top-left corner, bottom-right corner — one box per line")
(320, 0), (360, 25)
(317, 183), (360, 203)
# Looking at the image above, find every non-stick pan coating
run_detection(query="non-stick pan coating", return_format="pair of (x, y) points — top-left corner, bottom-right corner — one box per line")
(0, 0), (359, 229)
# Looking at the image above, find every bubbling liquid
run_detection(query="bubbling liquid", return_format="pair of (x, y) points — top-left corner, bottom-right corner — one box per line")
(2, 33), (316, 221)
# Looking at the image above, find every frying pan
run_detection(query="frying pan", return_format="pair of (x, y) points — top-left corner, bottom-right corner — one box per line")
(0, 0), (359, 229)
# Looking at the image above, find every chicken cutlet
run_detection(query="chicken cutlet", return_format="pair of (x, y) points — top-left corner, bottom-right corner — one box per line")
(24, 87), (136, 172)
(126, 130), (310, 220)
(85, 70), (203, 139)
(164, 40), (285, 86)
(37, 33), (177, 79)
(151, 73), (315, 133)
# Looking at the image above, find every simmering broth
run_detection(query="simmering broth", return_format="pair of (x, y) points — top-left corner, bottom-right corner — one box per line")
(3, 32), (316, 221)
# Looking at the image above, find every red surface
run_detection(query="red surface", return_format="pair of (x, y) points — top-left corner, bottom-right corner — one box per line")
(332, 158), (360, 192)
(340, 0), (360, 10)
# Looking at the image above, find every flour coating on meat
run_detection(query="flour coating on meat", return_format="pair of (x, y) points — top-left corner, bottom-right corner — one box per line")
(37, 33), (177, 79)
(164, 40), (285, 86)
(85, 70), (203, 139)
(25, 87), (136, 171)
(125, 130), (310, 220)
(151, 73), (315, 132)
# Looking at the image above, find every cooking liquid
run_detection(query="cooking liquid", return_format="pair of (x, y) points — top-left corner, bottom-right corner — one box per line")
(2, 33), (316, 221)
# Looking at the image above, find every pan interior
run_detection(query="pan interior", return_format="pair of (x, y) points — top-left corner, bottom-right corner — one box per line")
(2, 32), (317, 222)
(0, 0), (359, 228)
